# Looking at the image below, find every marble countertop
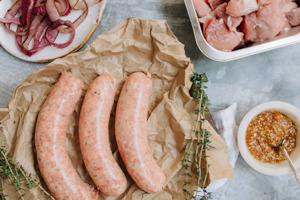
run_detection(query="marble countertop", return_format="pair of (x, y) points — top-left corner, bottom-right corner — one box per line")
(1, 0), (300, 199)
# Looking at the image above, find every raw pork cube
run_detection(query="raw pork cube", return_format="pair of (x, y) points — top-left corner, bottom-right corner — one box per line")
(193, 0), (212, 17)
(256, 0), (286, 40)
(258, 0), (272, 6)
(199, 12), (216, 24)
(215, 2), (243, 31)
(286, 7), (300, 26)
(208, 0), (226, 9)
(204, 17), (244, 51)
(241, 12), (258, 41)
(280, 17), (292, 33)
(226, 0), (259, 17)
(282, 0), (298, 13)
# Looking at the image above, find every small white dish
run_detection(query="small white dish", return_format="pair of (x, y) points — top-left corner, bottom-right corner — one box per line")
(0, 0), (106, 62)
(238, 101), (300, 176)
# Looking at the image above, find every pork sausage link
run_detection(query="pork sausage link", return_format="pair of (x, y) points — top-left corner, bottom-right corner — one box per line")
(115, 72), (166, 193)
(35, 72), (98, 200)
(79, 72), (127, 196)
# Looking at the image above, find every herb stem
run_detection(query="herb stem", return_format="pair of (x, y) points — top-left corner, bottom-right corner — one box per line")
(195, 81), (204, 185)
(0, 143), (54, 200)
(0, 151), (24, 200)
(182, 73), (212, 200)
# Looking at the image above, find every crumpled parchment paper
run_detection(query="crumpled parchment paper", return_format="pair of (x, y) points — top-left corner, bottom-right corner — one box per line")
(0, 17), (233, 200)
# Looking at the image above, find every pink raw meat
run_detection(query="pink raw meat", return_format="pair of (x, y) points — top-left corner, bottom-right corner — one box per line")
(241, 12), (258, 41)
(286, 7), (300, 26)
(208, 0), (226, 9)
(257, 0), (272, 6)
(215, 2), (243, 31)
(203, 16), (214, 33)
(282, 0), (298, 13)
(204, 17), (244, 51)
(226, 0), (259, 17)
(193, 0), (212, 17)
(280, 17), (292, 33)
(199, 13), (216, 24)
(255, 0), (286, 40)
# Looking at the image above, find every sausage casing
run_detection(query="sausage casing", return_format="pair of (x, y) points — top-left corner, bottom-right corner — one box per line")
(115, 72), (166, 193)
(35, 72), (98, 200)
(79, 72), (127, 196)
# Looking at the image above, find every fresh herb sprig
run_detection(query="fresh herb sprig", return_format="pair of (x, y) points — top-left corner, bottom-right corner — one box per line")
(182, 72), (212, 200)
(0, 141), (54, 199)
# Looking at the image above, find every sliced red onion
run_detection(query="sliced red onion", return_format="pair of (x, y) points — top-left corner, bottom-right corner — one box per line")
(15, 26), (37, 56)
(74, 0), (101, 10)
(16, 19), (55, 56)
(72, 8), (88, 29)
(32, 6), (47, 16)
(34, 0), (45, 7)
(5, 0), (22, 19)
(25, 0), (35, 28)
(54, 2), (63, 14)
(23, 15), (43, 49)
(57, 0), (71, 16)
(68, 0), (79, 9)
(34, 18), (51, 49)
(0, 18), (21, 25)
(1, 0), (99, 56)
(46, 20), (75, 48)
(68, 0), (88, 29)
(46, 0), (60, 21)
(3, 0), (25, 35)
(21, 0), (30, 25)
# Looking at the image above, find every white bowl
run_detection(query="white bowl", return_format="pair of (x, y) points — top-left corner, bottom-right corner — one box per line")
(184, 0), (300, 62)
(238, 101), (300, 176)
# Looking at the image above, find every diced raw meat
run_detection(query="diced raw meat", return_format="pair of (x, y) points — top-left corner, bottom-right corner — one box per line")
(255, 0), (286, 40)
(215, 4), (230, 18)
(236, 38), (246, 49)
(241, 12), (258, 41)
(193, 0), (212, 17)
(204, 18), (244, 51)
(226, 0), (259, 17)
(215, 2), (243, 31)
(203, 15), (214, 33)
(257, 0), (272, 6)
(280, 17), (292, 33)
(283, 0), (298, 13)
(199, 12), (216, 24)
(226, 16), (243, 31)
(208, 0), (226, 9)
(215, 3), (230, 19)
(286, 7), (300, 26)
(199, 16), (207, 24)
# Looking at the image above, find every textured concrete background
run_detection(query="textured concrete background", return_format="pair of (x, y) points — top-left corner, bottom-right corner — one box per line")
(1, 0), (300, 199)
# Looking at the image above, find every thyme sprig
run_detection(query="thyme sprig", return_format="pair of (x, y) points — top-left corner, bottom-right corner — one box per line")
(182, 73), (212, 200)
(0, 141), (54, 199)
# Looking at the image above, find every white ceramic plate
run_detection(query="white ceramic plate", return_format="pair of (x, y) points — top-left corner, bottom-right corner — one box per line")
(0, 0), (106, 62)
(238, 101), (300, 176)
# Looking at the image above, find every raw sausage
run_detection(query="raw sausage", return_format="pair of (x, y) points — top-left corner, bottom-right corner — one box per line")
(79, 72), (127, 196)
(115, 72), (166, 193)
(35, 72), (98, 200)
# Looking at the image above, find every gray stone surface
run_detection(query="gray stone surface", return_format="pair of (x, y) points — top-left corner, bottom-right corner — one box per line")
(1, 0), (300, 199)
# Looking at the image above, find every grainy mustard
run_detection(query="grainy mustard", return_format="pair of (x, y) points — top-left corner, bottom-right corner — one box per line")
(246, 111), (297, 163)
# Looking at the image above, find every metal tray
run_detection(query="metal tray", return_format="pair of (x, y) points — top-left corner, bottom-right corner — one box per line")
(184, 0), (300, 62)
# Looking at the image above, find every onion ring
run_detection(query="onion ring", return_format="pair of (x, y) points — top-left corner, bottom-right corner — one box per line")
(45, 20), (75, 48)
(0, 0), (100, 56)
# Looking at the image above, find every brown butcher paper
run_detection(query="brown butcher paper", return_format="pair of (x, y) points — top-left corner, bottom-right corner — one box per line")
(0, 17), (233, 200)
